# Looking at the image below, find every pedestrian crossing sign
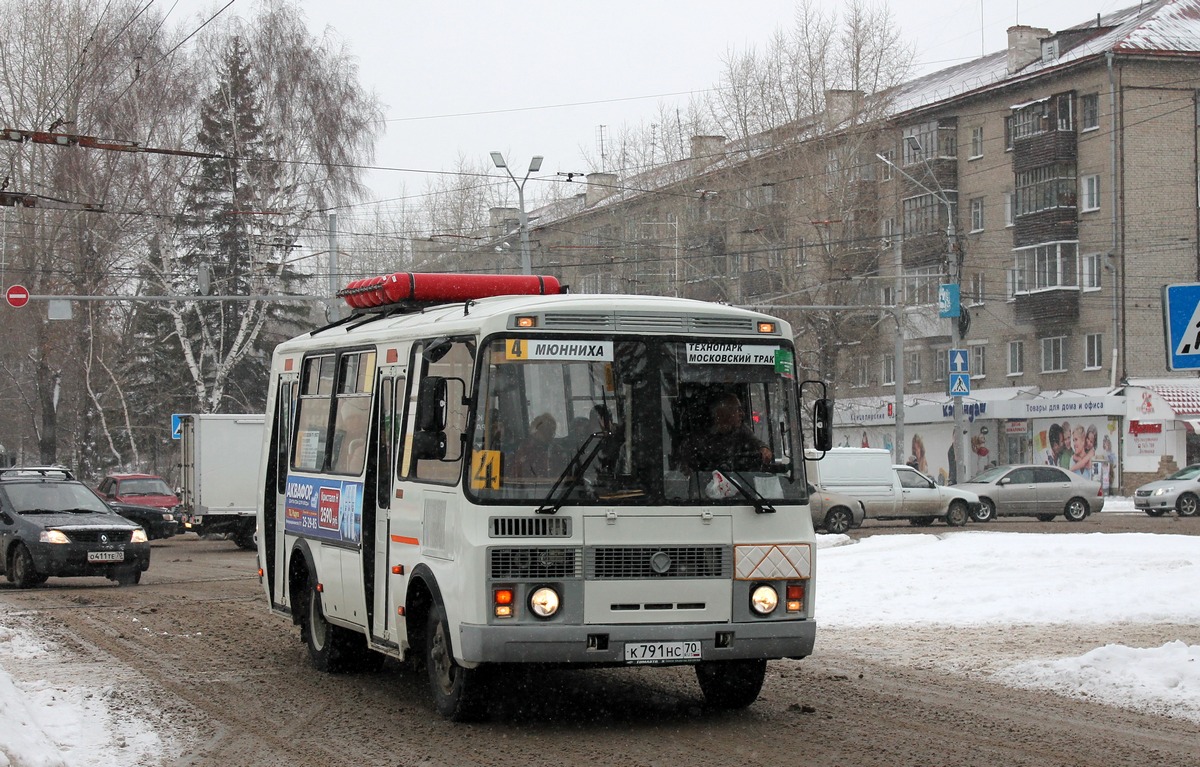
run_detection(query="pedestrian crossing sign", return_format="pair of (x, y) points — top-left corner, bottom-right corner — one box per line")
(949, 373), (970, 397)
(1163, 283), (1200, 370)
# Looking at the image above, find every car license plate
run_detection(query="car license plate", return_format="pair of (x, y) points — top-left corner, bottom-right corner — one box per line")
(624, 641), (701, 664)
(87, 551), (124, 563)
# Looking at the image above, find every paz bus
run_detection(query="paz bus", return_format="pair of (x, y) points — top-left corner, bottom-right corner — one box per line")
(256, 272), (832, 721)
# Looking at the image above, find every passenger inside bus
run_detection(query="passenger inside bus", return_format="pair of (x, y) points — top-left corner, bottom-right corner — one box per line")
(332, 400), (370, 474)
(511, 413), (564, 478)
(680, 392), (773, 474)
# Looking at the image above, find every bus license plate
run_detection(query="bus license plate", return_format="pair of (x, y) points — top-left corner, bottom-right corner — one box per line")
(624, 641), (701, 664)
(87, 551), (124, 563)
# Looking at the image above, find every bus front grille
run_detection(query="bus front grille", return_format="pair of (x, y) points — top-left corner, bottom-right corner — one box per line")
(489, 516), (572, 538)
(489, 547), (583, 580)
(586, 546), (731, 579)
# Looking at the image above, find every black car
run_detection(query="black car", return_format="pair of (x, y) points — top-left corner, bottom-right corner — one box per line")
(0, 466), (151, 587)
(105, 499), (180, 540)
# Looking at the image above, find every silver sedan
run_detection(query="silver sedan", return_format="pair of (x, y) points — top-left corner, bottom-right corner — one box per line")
(809, 483), (865, 534)
(1133, 465), (1200, 517)
(956, 464), (1105, 522)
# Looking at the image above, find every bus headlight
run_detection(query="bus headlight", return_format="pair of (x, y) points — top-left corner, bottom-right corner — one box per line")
(529, 587), (560, 618)
(750, 584), (779, 615)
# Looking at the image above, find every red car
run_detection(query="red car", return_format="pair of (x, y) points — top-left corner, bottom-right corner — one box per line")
(96, 473), (180, 515)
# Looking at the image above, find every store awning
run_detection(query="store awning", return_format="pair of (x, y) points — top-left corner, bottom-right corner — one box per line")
(1150, 384), (1200, 416)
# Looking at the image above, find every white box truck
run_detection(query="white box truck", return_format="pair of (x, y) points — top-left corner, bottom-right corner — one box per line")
(177, 414), (264, 548)
(810, 447), (979, 526)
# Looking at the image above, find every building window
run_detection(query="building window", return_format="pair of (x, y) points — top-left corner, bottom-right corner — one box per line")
(934, 349), (948, 382)
(970, 272), (985, 305)
(904, 265), (942, 306)
(970, 197), (984, 232)
(882, 355), (895, 386)
(907, 351), (921, 384)
(1081, 93), (1099, 131)
(1085, 333), (1103, 370)
(794, 238), (807, 267)
(971, 345), (986, 379)
(881, 284), (895, 305)
(1007, 266), (1025, 299)
(969, 126), (984, 159)
(1014, 242), (1078, 292)
(1012, 101), (1049, 140)
(1083, 253), (1103, 290)
(903, 193), (941, 237)
(1081, 174), (1100, 212)
(1015, 163), (1077, 216)
(1004, 115), (1014, 150)
(1056, 93), (1074, 131)
(879, 150), (894, 180)
(1041, 336), (1067, 373)
(881, 216), (896, 249)
(854, 356), (869, 388)
(1008, 341), (1024, 376)
(1003, 192), (1014, 227)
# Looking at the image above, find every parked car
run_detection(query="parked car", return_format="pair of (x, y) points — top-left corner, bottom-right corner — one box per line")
(809, 483), (865, 534)
(0, 466), (150, 587)
(105, 499), (180, 540)
(1133, 465), (1200, 517)
(808, 448), (979, 526)
(956, 464), (1105, 522)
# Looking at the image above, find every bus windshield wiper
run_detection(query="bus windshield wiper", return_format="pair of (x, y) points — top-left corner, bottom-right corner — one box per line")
(719, 468), (777, 515)
(536, 433), (605, 515)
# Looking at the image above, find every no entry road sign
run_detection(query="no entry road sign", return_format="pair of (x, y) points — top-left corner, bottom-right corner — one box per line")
(5, 285), (29, 308)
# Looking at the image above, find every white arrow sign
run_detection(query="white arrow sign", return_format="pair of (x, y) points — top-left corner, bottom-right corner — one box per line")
(949, 349), (970, 374)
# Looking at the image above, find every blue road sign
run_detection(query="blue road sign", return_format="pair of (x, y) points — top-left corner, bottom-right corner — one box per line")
(1163, 283), (1200, 371)
(171, 413), (185, 440)
(948, 348), (970, 374)
(949, 372), (971, 397)
(938, 284), (960, 318)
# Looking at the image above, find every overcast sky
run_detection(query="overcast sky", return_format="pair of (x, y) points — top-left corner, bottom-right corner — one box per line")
(173, 0), (1139, 215)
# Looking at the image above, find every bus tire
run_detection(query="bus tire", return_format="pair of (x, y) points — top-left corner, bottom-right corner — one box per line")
(303, 577), (357, 673)
(425, 602), (489, 721)
(696, 658), (766, 709)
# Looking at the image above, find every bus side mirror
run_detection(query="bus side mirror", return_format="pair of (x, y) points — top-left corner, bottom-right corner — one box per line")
(812, 398), (833, 452)
(416, 377), (448, 432)
(411, 430), (447, 461)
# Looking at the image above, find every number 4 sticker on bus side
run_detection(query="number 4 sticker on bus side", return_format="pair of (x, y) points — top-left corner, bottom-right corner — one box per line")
(471, 450), (502, 490)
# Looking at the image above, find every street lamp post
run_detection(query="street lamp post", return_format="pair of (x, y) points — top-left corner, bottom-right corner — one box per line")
(877, 146), (965, 483)
(490, 152), (543, 275)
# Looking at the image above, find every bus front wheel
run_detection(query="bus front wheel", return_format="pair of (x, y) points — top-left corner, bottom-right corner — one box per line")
(303, 577), (357, 673)
(695, 658), (766, 709)
(425, 602), (490, 721)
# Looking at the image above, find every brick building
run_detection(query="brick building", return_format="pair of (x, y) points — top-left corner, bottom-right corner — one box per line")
(454, 0), (1200, 493)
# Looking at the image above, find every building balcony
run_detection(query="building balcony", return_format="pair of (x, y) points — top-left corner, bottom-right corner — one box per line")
(1013, 287), (1080, 326)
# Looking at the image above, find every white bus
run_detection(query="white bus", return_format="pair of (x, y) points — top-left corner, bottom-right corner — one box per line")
(257, 273), (832, 720)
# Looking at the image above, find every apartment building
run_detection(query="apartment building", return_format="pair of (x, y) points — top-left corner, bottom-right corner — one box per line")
(455, 0), (1200, 491)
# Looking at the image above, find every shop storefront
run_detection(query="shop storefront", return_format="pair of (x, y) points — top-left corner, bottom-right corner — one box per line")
(834, 387), (1126, 492)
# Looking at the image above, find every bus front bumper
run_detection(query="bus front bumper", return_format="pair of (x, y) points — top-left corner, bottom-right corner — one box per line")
(457, 619), (816, 665)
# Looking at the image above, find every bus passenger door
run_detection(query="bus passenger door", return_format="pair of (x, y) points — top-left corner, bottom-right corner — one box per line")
(371, 370), (405, 646)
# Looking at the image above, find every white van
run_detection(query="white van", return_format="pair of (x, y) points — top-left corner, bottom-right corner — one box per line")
(808, 448), (978, 526)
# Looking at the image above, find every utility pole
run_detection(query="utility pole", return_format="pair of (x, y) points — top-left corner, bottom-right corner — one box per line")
(946, 205), (966, 484)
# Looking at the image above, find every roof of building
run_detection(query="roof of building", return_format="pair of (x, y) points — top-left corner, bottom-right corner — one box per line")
(891, 0), (1200, 115)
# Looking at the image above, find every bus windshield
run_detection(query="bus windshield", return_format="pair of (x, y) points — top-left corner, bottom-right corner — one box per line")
(467, 337), (805, 505)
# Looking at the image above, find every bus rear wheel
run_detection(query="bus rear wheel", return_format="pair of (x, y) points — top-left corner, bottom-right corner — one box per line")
(425, 602), (490, 721)
(695, 658), (766, 709)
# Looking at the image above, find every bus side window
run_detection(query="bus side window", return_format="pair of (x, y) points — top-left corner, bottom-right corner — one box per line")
(275, 380), (295, 495)
(330, 351), (376, 475)
(377, 376), (404, 508)
(405, 339), (474, 484)
(293, 355), (335, 471)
